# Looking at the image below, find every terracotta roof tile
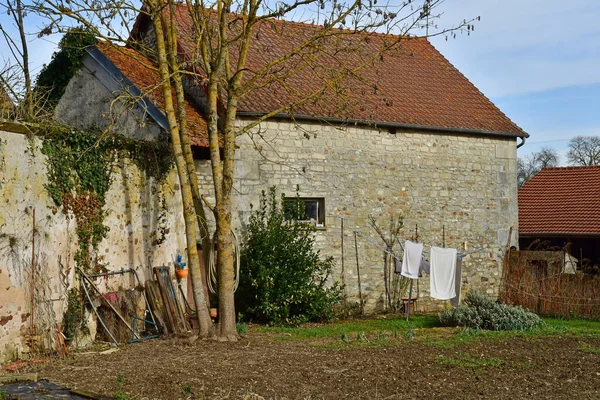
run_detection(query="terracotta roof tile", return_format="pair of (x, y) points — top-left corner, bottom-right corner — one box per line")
(518, 166), (600, 235)
(168, 6), (524, 136)
(98, 43), (208, 147)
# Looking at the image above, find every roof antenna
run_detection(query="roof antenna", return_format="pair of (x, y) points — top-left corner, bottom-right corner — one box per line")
(426, 1), (429, 37)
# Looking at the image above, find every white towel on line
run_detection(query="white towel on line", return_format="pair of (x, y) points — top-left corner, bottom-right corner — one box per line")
(430, 246), (458, 300)
(401, 240), (423, 279)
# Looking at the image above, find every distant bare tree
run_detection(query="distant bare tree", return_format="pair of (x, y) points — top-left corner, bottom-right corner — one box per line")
(517, 146), (559, 188)
(536, 146), (560, 169)
(567, 136), (600, 166)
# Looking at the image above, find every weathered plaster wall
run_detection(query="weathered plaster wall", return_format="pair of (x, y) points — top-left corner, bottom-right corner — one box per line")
(210, 119), (518, 312)
(0, 126), (187, 363)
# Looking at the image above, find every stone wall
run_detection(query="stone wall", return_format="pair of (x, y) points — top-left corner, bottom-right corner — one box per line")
(221, 119), (518, 312)
(55, 63), (163, 142)
(0, 125), (188, 363)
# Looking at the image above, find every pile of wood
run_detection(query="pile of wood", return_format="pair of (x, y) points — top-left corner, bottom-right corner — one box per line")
(145, 266), (191, 334)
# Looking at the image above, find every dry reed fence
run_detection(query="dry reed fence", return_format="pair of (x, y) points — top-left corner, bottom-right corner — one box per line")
(501, 250), (600, 319)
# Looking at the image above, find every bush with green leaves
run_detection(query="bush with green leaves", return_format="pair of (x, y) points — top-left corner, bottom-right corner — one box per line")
(237, 187), (344, 325)
(439, 291), (543, 331)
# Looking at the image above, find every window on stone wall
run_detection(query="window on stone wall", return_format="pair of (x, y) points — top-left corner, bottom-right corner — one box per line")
(284, 197), (326, 228)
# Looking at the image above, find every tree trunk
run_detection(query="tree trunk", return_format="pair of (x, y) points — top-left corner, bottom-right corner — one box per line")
(216, 200), (237, 341)
(149, 0), (212, 337)
(164, 2), (214, 308)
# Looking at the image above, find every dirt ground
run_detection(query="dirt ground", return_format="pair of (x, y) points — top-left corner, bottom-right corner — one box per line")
(4, 329), (600, 399)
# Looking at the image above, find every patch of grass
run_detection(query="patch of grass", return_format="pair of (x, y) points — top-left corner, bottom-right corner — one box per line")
(114, 375), (130, 400)
(255, 314), (440, 340)
(403, 327), (416, 341)
(542, 318), (600, 337)
(236, 322), (248, 336)
(579, 343), (600, 355)
(516, 360), (534, 369)
(0, 389), (8, 400)
(437, 356), (503, 369)
(254, 315), (600, 352)
(182, 384), (193, 398)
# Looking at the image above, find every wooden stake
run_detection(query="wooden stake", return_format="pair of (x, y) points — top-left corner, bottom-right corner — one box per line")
(442, 224), (446, 248)
(341, 218), (346, 305)
(354, 232), (364, 314)
(31, 208), (35, 336)
(406, 280), (414, 321)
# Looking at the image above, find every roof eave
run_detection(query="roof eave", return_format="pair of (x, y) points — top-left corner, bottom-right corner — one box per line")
(236, 112), (528, 139)
(83, 46), (169, 132)
(519, 232), (600, 239)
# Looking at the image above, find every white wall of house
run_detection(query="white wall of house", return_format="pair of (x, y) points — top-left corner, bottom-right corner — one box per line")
(0, 125), (187, 362)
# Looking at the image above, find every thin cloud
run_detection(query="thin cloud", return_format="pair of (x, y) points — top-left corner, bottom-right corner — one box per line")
(430, 0), (600, 98)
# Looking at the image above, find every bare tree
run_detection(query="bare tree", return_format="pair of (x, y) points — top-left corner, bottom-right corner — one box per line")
(567, 136), (600, 166)
(536, 146), (560, 169)
(0, 0), (34, 118)
(518, 146), (559, 187)
(31, 0), (476, 340)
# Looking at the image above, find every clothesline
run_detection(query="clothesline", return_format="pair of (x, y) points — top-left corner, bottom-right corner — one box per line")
(354, 231), (402, 262)
(354, 230), (484, 261)
(354, 230), (485, 317)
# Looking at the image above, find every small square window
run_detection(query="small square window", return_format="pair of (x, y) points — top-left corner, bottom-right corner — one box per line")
(284, 197), (326, 228)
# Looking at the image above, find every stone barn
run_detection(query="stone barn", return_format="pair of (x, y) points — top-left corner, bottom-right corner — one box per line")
(0, 7), (526, 361)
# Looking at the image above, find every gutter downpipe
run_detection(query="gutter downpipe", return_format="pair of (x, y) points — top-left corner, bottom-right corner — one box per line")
(517, 135), (526, 149)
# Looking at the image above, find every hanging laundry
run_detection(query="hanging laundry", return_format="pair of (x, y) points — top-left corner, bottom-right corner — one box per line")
(430, 247), (458, 300)
(401, 240), (424, 279)
(450, 258), (462, 307)
(419, 259), (430, 275)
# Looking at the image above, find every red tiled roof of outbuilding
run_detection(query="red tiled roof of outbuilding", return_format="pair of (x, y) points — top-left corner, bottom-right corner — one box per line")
(98, 43), (209, 147)
(518, 166), (600, 236)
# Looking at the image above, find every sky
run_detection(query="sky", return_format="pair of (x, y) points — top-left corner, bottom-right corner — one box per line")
(429, 0), (600, 165)
(1, 0), (599, 166)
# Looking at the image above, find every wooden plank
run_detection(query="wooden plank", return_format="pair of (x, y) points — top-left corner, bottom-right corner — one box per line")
(161, 267), (188, 333)
(154, 267), (180, 334)
(152, 268), (174, 333)
(165, 268), (189, 332)
(145, 280), (168, 333)
(69, 388), (114, 400)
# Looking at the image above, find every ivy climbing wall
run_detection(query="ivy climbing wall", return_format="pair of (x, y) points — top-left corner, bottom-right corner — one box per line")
(0, 124), (187, 363)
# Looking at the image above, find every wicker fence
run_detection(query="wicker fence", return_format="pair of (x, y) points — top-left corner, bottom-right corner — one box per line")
(501, 250), (600, 319)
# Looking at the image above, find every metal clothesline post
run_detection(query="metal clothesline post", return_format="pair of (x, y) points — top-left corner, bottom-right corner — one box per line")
(406, 280), (414, 321)
(406, 224), (419, 321)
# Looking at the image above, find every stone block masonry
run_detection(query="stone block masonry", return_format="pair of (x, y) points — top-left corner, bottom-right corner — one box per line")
(225, 119), (518, 312)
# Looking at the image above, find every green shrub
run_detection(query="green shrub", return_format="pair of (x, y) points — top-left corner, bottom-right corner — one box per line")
(237, 187), (344, 325)
(439, 291), (543, 331)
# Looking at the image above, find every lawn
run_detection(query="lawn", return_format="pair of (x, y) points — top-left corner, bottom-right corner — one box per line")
(255, 315), (600, 347)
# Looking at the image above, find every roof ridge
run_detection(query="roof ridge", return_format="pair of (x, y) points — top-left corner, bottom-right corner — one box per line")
(540, 165), (600, 170)
(174, 2), (424, 40)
